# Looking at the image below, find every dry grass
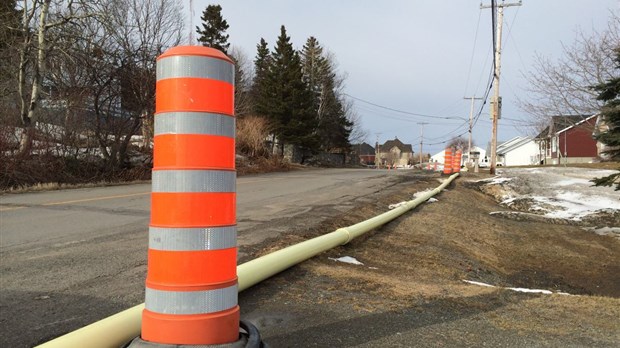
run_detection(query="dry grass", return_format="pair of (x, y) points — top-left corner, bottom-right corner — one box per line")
(239, 173), (620, 345)
(236, 115), (272, 159)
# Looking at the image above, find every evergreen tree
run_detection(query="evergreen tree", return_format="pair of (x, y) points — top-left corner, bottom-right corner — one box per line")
(300, 37), (327, 100)
(591, 48), (620, 190)
(251, 38), (272, 118)
(318, 74), (353, 151)
(195, 4), (230, 54)
(300, 36), (352, 152)
(267, 26), (319, 154)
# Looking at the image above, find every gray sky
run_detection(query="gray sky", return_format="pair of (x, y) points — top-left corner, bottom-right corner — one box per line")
(189, 0), (618, 155)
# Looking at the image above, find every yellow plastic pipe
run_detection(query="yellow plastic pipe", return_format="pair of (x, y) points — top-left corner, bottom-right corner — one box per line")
(37, 173), (459, 348)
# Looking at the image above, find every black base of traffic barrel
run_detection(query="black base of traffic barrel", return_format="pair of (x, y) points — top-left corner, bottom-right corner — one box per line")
(125, 320), (267, 348)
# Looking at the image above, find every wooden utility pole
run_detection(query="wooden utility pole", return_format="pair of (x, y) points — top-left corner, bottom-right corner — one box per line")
(481, 0), (521, 174)
(464, 96), (483, 165)
(375, 132), (382, 169)
(418, 122), (428, 166)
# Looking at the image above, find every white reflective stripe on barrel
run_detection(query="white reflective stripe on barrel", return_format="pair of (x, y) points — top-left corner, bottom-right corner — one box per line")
(154, 112), (235, 138)
(152, 170), (235, 193)
(145, 284), (238, 315)
(157, 55), (234, 84)
(149, 226), (236, 251)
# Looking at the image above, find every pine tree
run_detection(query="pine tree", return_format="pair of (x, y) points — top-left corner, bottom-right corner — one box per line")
(267, 26), (319, 154)
(195, 4), (230, 54)
(251, 38), (272, 118)
(300, 37), (327, 100)
(300, 36), (352, 152)
(591, 48), (620, 190)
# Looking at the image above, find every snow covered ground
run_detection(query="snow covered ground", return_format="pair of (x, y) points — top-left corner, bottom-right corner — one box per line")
(474, 167), (620, 238)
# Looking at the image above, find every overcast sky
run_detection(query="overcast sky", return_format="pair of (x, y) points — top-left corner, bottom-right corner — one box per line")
(188, 0), (618, 155)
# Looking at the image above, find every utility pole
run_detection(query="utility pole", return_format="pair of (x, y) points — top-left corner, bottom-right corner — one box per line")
(417, 122), (428, 166)
(481, 0), (522, 175)
(464, 96), (483, 165)
(375, 132), (382, 169)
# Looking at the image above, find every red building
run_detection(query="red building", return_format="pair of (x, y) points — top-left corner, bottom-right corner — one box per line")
(352, 142), (376, 165)
(535, 115), (598, 164)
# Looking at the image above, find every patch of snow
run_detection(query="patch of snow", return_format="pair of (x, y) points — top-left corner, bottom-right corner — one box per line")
(329, 256), (364, 265)
(368, 267), (379, 270)
(463, 280), (574, 296)
(388, 201), (407, 209)
(476, 176), (512, 184)
(462, 280), (495, 288)
(552, 178), (591, 187)
(543, 192), (620, 220)
(501, 197), (517, 205)
(582, 226), (620, 239)
(427, 197), (438, 203)
(583, 169), (619, 177)
(508, 287), (553, 294)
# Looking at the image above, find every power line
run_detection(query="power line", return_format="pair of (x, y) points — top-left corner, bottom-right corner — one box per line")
(424, 119), (470, 143)
(463, 9), (483, 97)
(354, 103), (463, 125)
(344, 93), (466, 121)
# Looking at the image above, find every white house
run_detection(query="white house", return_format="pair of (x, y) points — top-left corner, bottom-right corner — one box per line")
(430, 146), (486, 165)
(494, 136), (539, 166)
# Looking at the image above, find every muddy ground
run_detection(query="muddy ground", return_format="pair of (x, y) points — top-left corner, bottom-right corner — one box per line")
(240, 172), (620, 347)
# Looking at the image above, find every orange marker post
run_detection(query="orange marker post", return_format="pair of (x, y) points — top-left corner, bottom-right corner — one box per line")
(453, 149), (463, 173)
(443, 148), (453, 175)
(141, 46), (239, 345)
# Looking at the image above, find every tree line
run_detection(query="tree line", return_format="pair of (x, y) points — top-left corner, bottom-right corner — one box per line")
(0, 2), (360, 188)
(198, 5), (355, 162)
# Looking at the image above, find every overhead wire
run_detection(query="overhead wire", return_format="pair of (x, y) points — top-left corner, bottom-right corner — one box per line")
(344, 93), (466, 121)
(463, 9), (483, 97)
(353, 103), (465, 125)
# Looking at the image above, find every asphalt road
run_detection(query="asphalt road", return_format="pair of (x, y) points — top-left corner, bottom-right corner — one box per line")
(0, 168), (413, 348)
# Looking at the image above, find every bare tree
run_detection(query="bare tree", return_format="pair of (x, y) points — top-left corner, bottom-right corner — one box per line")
(15, 0), (95, 156)
(30, 0), (183, 169)
(518, 11), (619, 131)
(228, 46), (253, 118)
(344, 99), (368, 144)
(447, 136), (468, 150)
(107, 0), (183, 152)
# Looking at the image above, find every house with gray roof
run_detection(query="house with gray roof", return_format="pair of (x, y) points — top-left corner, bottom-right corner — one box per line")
(377, 137), (414, 167)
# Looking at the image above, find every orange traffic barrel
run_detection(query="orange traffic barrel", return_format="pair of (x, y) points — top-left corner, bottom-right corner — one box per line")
(443, 148), (453, 174)
(453, 149), (463, 173)
(142, 46), (238, 345)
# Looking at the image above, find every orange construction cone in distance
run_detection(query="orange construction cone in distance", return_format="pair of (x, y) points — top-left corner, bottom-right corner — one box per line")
(453, 149), (463, 173)
(443, 148), (453, 175)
